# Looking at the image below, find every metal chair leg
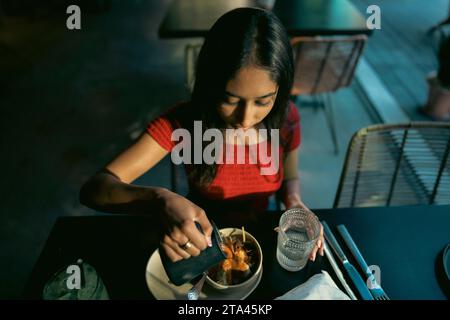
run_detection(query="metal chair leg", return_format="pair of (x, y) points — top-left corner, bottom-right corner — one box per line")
(313, 95), (320, 113)
(323, 93), (339, 154)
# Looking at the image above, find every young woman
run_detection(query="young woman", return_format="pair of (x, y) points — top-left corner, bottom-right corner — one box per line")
(80, 7), (324, 262)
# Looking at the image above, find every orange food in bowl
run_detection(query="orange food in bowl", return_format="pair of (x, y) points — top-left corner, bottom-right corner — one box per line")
(206, 228), (262, 290)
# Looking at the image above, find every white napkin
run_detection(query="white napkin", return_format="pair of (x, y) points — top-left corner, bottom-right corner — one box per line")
(275, 271), (350, 300)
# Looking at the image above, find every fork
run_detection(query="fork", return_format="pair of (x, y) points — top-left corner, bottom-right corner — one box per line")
(337, 225), (390, 300)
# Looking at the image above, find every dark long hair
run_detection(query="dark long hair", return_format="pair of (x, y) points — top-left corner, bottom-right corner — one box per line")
(183, 7), (294, 186)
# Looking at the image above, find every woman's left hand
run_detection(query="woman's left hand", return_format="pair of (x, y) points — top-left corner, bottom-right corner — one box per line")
(286, 196), (324, 262)
(308, 221), (324, 262)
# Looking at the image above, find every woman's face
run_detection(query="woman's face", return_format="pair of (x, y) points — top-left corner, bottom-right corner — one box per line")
(217, 66), (278, 130)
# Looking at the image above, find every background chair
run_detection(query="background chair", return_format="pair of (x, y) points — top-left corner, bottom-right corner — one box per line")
(334, 122), (450, 208)
(290, 35), (367, 153)
(171, 42), (203, 193)
(185, 42), (203, 93)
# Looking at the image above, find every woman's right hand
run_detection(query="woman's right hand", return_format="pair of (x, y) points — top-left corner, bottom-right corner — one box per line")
(156, 188), (213, 262)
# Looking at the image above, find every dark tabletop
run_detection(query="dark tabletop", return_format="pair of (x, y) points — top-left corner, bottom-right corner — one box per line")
(24, 205), (450, 299)
(158, 0), (371, 39)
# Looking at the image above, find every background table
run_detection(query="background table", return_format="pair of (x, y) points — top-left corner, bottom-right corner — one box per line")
(159, 0), (263, 38)
(24, 205), (450, 299)
(159, 0), (371, 39)
(272, 0), (371, 36)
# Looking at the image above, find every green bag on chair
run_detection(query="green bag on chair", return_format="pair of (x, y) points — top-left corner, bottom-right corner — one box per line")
(43, 259), (109, 300)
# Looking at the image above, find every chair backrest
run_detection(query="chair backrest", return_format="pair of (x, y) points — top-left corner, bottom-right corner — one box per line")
(185, 43), (203, 92)
(334, 122), (450, 208)
(291, 35), (367, 95)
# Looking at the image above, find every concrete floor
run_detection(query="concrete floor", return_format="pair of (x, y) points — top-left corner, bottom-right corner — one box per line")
(0, 0), (379, 298)
(351, 0), (449, 121)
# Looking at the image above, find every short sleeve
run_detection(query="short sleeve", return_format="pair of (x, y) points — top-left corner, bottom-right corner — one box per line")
(282, 101), (301, 152)
(146, 105), (182, 151)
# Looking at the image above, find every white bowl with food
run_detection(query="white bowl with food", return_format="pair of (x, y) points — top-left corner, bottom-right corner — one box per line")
(206, 228), (263, 292)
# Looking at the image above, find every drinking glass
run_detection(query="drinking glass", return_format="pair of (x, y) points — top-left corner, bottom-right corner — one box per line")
(276, 207), (321, 272)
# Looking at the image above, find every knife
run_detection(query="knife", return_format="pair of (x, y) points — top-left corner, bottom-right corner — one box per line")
(323, 241), (357, 300)
(337, 225), (389, 299)
(322, 222), (374, 300)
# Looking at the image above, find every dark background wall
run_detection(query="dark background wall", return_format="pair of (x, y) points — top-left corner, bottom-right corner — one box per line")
(0, 0), (189, 298)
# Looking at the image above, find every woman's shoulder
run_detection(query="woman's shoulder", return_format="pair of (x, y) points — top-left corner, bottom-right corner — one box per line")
(281, 100), (300, 134)
(150, 101), (193, 127)
(286, 100), (300, 124)
(280, 100), (301, 151)
(146, 101), (190, 151)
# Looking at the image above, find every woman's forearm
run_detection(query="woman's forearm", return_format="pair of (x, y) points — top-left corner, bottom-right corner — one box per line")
(280, 177), (303, 209)
(79, 170), (167, 215)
